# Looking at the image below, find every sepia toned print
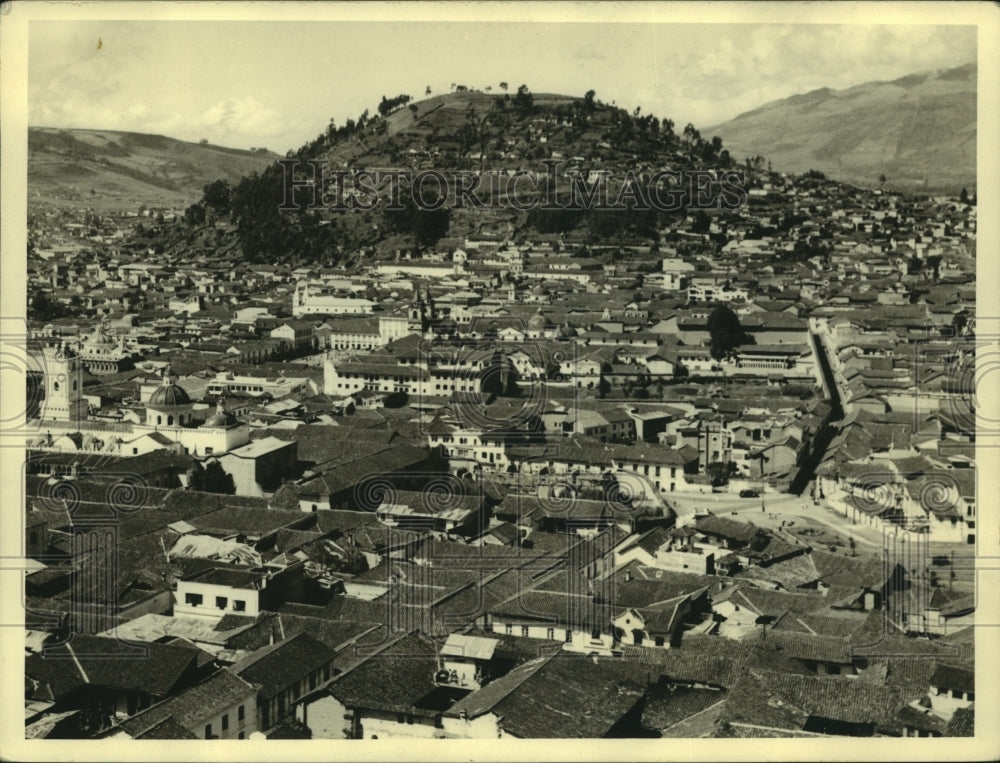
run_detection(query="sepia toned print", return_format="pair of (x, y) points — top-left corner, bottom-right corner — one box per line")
(3, 3), (997, 760)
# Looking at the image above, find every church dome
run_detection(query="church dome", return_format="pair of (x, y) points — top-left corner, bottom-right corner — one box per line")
(203, 398), (238, 428)
(149, 367), (190, 407)
(148, 383), (191, 407)
(84, 325), (116, 349)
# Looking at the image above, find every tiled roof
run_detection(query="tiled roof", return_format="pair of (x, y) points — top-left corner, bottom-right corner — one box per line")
(486, 654), (650, 737)
(755, 629), (854, 665)
(642, 684), (728, 731)
(328, 632), (442, 717)
(29, 636), (201, 698)
(930, 663), (974, 693)
(722, 670), (905, 734)
(115, 669), (256, 738)
(944, 705), (974, 737)
(232, 632), (336, 699)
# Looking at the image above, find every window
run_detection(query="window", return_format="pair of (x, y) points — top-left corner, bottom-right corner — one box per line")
(185, 593), (203, 606)
(547, 628), (555, 640)
(521, 626), (529, 637)
(216, 596), (228, 609)
(204, 723), (212, 739)
(505, 624), (513, 635)
(233, 600), (246, 612)
(238, 705), (245, 722)
(238, 732), (244, 739)
(565, 630), (572, 643)
(222, 714), (229, 731)
(591, 627), (602, 640)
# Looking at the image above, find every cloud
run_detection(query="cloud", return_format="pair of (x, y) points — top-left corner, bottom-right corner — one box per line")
(198, 96), (285, 143)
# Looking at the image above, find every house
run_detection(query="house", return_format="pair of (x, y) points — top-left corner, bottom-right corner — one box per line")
(231, 632), (337, 731)
(434, 633), (499, 691)
(318, 632), (459, 739)
(711, 585), (828, 639)
(718, 670), (906, 736)
(213, 436), (298, 497)
(441, 652), (650, 738)
(927, 664), (975, 720)
(25, 636), (208, 734)
(608, 578), (712, 648)
(105, 669), (258, 740)
(270, 320), (317, 355)
(174, 562), (305, 623)
(374, 489), (485, 537)
(486, 588), (617, 655)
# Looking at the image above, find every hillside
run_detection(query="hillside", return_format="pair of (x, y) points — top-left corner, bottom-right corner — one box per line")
(706, 63), (976, 193)
(28, 128), (280, 211)
(141, 86), (740, 268)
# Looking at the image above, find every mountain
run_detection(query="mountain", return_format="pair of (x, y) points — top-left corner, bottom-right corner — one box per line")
(28, 128), (280, 211)
(706, 63), (976, 193)
(138, 87), (740, 268)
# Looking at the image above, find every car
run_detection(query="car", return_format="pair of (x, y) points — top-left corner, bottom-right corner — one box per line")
(739, 489), (760, 498)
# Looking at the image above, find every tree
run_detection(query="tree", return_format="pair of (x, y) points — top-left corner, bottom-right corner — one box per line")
(878, 173), (887, 188)
(598, 375), (611, 399)
(184, 202), (206, 226)
(514, 84), (534, 115)
(584, 89), (596, 113)
(202, 179), (232, 217)
(425, 85), (432, 96)
(192, 461), (236, 494)
(499, 81), (508, 92)
(707, 303), (752, 360)
(706, 461), (731, 486)
(960, 187), (969, 204)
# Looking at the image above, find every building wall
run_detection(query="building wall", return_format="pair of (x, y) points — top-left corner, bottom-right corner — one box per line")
(174, 580), (260, 621)
(354, 709), (440, 739)
(298, 694), (348, 739)
(440, 712), (501, 739)
(202, 695), (257, 739)
(928, 686), (974, 719)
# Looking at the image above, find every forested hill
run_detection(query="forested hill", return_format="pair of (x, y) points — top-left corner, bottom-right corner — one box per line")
(132, 85), (750, 268)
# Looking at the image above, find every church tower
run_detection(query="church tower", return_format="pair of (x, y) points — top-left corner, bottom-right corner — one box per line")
(408, 282), (425, 331)
(40, 343), (88, 422)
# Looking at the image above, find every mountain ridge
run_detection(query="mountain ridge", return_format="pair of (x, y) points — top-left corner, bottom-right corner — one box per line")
(28, 127), (280, 211)
(707, 62), (976, 192)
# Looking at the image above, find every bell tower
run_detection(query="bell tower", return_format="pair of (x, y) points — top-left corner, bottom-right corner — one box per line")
(408, 281), (425, 331)
(40, 343), (87, 422)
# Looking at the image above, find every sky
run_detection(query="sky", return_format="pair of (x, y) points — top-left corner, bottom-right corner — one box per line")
(28, 19), (977, 154)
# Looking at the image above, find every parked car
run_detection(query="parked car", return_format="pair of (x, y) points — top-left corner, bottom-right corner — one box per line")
(739, 489), (760, 498)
